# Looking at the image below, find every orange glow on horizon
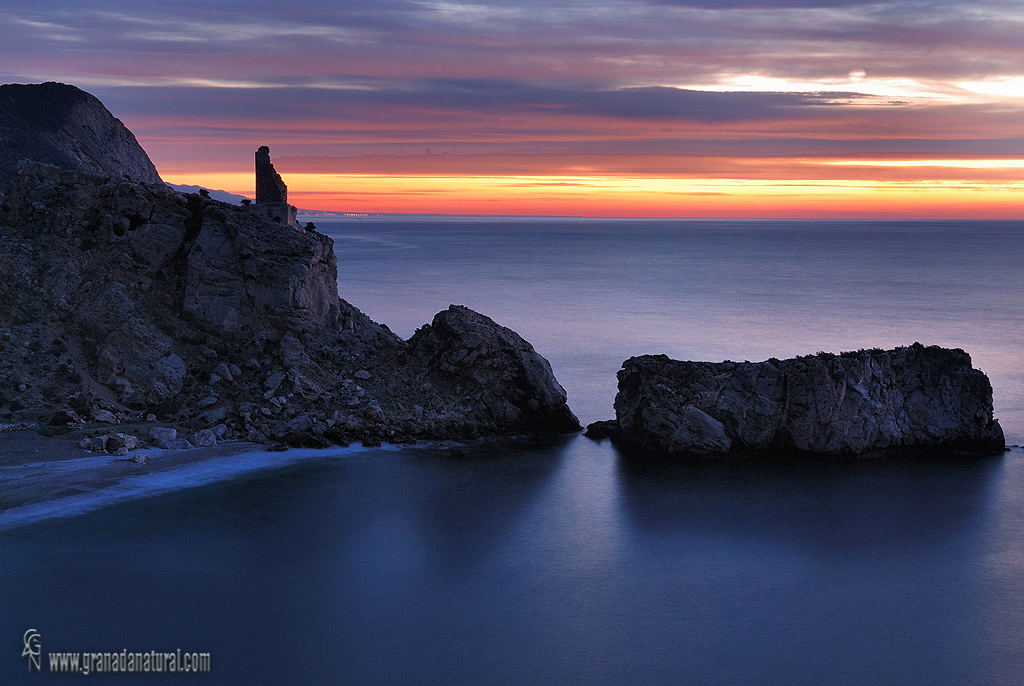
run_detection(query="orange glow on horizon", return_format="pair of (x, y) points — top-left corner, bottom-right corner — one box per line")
(162, 169), (1024, 219)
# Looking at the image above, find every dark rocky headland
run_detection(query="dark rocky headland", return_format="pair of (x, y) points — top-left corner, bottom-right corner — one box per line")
(588, 345), (1005, 458)
(0, 82), (580, 451)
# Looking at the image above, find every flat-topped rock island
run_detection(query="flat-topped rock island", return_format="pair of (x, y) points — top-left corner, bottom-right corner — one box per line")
(588, 344), (1005, 458)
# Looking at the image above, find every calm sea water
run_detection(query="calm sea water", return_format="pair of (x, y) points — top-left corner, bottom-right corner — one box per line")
(2, 219), (1023, 684)
(322, 217), (1024, 442)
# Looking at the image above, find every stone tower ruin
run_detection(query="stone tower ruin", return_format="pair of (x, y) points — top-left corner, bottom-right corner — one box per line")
(253, 145), (297, 227)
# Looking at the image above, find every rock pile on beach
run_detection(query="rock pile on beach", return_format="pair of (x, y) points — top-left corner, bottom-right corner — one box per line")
(0, 82), (580, 447)
(591, 345), (1004, 458)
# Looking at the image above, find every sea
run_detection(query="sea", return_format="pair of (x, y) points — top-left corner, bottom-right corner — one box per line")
(2, 218), (1023, 684)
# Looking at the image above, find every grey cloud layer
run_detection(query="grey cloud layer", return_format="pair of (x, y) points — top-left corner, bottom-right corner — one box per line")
(3, 0), (1023, 82)
(89, 79), (1024, 160)
(95, 80), (862, 124)
(3, 0), (1023, 164)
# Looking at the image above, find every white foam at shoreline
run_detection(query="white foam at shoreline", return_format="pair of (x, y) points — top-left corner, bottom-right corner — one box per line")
(0, 443), (386, 533)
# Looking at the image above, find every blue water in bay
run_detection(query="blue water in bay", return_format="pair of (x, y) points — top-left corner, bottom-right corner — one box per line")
(2, 218), (1023, 684)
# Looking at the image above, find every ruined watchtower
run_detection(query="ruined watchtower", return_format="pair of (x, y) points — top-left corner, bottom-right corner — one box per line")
(253, 145), (297, 227)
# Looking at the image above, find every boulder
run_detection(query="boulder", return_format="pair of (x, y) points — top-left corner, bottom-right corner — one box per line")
(199, 406), (230, 425)
(408, 305), (581, 434)
(91, 408), (117, 424)
(152, 354), (187, 399)
(583, 419), (621, 440)
(105, 432), (139, 451)
(193, 428), (217, 448)
(148, 426), (176, 443)
(610, 344), (1005, 458)
(79, 436), (108, 452)
(271, 414), (313, 440)
(148, 426), (193, 450)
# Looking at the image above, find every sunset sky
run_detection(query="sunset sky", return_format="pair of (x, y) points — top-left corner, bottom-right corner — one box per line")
(2, 0), (1024, 217)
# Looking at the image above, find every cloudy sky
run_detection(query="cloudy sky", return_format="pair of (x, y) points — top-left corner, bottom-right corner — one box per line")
(3, 0), (1023, 216)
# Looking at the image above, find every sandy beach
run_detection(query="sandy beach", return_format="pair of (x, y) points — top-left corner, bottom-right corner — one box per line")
(0, 426), (270, 529)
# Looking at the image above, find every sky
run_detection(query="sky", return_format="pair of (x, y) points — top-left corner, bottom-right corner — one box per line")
(2, 0), (1024, 217)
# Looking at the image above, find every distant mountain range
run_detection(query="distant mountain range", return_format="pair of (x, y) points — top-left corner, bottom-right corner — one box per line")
(166, 183), (335, 215)
(165, 183), (251, 205)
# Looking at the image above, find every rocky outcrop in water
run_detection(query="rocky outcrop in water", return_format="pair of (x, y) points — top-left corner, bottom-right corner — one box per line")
(594, 346), (1004, 458)
(408, 306), (581, 434)
(0, 83), (580, 447)
(0, 82), (161, 189)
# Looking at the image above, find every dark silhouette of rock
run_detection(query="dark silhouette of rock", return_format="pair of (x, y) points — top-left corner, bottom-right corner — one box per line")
(252, 145), (296, 227)
(599, 346), (1004, 458)
(0, 87), (580, 446)
(583, 419), (621, 440)
(255, 146), (286, 204)
(0, 82), (161, 189)
(408, 306), (581, 434)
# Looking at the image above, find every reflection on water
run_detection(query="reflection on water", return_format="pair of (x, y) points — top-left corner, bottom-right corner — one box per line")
(616, 452), (1002, 556)
(2, 440), (1023, 684)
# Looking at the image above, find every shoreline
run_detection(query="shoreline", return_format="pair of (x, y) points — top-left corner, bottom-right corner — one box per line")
(0, 427), (579, 533)
(3, 425), (1022, 534)
(0, 428), (311, 532)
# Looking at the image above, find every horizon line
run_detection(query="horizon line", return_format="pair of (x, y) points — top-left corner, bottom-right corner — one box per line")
(295, 211), (1024, 221)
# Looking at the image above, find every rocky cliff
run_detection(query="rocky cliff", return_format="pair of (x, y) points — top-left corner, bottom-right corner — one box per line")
(0, 82), (162, 189)
(0, 161), (579, 445)
(596, 346), (1004, 458)
(0, 83), (579, 448)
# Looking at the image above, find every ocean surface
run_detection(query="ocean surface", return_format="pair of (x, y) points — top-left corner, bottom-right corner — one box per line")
(325, 217), (1024, 442)
(2, 218), (1023, 684)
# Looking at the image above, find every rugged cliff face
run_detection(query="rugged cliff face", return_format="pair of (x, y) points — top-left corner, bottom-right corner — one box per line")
(0, 82), (162, 189)
(0, 161), (579, 445)
(602, 346), (1004, 458)
(0, 83), (579, 447)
